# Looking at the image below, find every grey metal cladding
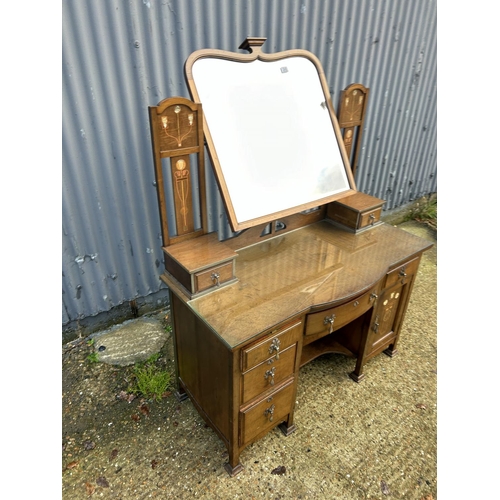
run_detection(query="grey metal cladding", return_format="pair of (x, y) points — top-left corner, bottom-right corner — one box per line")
(62, 0), (437, 325)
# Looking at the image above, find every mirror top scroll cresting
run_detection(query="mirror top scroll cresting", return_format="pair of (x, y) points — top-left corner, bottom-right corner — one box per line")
(185, 37), (356, 232)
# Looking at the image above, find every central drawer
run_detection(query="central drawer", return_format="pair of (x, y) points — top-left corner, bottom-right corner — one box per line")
(305, 284), (379, 338)
(239, 378), (295, 446)
(240, 343), (297, 404)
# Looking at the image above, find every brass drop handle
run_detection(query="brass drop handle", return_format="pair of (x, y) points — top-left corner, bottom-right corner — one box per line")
(264, 367), (276, 386)
(324, 314), (336, 334)
(268, 338), (281, 360)
(370, 293), (378, 302)
(211, 272), (220, 286)
(264, 404), (275, 422)
(373, 315), (380, 333)
(369, 213), (376, 225)
(399, 267), (407, 284)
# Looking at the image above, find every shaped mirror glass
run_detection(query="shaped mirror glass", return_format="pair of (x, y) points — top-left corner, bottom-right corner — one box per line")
(185, 38), (356, 231)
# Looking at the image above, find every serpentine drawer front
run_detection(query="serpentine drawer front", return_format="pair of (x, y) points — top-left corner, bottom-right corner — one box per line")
(239, 378), (295, 446)
(305, 284), (379, 337)
(240, 343), (297, 404)
(241, 321), (302, 372)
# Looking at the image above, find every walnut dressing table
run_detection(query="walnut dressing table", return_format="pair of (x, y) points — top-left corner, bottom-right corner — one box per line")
(148, 38), (433, 476)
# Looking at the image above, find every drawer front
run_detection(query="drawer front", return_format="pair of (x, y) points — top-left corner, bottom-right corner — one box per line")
(239, 379), (295, 446)
(241, 320), (302, 372)
(359, 207), (382, 229)
(385, 257), (420, 289)
(241, 344), (297, 404)
(305, 285), (378, 337)
(194, 261), (234, 293)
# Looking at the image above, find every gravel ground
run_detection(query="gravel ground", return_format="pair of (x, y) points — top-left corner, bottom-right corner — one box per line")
(62, 221), (437, 499)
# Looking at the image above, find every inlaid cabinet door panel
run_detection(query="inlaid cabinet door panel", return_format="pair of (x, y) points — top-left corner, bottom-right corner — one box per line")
(370, 281), (404, 352)
(369, 258), (419, 357)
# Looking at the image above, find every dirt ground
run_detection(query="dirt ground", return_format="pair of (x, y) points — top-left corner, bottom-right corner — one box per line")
(62, 221), (437, 499)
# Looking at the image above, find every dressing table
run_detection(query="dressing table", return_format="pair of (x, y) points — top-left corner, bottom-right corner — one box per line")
(148, 37), (433, 476)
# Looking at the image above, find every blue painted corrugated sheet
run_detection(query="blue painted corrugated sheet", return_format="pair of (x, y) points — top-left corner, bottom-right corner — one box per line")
(62, 0), (437, 326)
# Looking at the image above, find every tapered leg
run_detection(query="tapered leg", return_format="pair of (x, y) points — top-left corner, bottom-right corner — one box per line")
(349, 357), (366, 383)
(349, 314), (372, 383)
(383, 339), (399, 358)
(175, 386), (188, 402)
(278, 413), (297, 436)
(224, 447), (243, 477)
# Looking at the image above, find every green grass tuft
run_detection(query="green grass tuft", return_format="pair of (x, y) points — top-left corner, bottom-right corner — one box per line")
(87, 352), (99, 363)
(130, 354), (171, 402)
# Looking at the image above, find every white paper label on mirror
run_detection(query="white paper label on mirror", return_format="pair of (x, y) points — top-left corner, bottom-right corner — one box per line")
(192, 56), (350, 224)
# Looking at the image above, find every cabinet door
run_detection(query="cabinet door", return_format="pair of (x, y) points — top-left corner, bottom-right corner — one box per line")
(370, 280), (405, 354)
(369, 257), (420, 358)
(350, 256), (421, 382)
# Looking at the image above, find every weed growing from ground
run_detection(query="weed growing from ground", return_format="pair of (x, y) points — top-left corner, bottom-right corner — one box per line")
(87, 351), (99, 363)
(85, 338), (100, 363)
(405, 196), (437, 229)
(130, 353), (171, 402)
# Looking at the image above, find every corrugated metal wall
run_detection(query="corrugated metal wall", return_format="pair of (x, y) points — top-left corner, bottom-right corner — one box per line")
(62, 0), (437, 329)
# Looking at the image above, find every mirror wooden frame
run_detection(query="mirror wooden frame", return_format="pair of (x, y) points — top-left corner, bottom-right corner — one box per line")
(184, 37), (357, 232)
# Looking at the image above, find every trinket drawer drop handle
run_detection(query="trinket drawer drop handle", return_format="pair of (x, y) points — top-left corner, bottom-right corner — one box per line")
(324, 314), (336, 334)
(264, 404), (275, 422)
(211, 272), (220, 286)
(369, 213), (376, 225)
(269, 338), (280, 360)
(264, 367), (276, 386)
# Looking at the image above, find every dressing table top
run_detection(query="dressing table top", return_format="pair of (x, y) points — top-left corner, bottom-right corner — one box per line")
(184, 221), (432, 349)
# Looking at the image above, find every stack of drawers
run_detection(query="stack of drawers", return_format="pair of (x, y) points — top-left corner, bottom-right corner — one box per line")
(238, 321), (302, 446)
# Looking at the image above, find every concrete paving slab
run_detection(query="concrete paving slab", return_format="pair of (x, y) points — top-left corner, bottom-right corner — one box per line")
(90, 317), (167, 366)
